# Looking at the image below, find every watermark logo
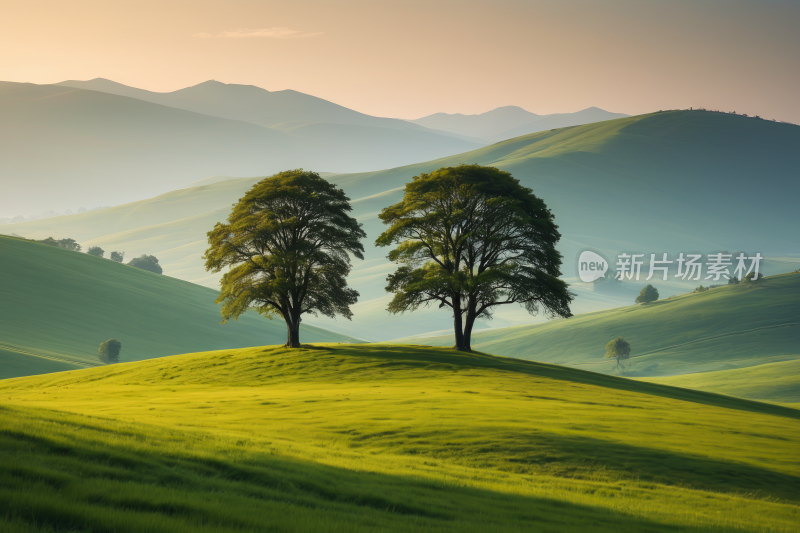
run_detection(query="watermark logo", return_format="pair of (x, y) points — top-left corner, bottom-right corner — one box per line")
(576, 250), (763, 283)
(578, 250), (609, 282)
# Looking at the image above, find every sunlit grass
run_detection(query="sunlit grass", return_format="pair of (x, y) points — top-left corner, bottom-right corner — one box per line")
(2, 344), (799, 531)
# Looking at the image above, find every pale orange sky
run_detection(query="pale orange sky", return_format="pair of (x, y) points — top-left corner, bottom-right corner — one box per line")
(2, 0), (798, 122)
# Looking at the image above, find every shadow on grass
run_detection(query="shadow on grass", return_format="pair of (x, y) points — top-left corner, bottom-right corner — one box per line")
(330, 345), (800, 421)
(0, 404), (766, 533)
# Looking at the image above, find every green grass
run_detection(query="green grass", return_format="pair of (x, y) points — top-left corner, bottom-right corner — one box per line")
(0, 235), (358, 379)
(647, 359), (800, 405)
(1, 343), (799, 532)
(394, 273), (800, 385)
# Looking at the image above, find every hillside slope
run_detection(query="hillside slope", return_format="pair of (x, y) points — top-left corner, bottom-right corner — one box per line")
(1, 344), (798, 532)
(9, 110), (800, 339)
(0, 236), (357, 379)
(648, 359), (800, 406)
(393, 273), (800, 381)
(0, 81), (482, 217)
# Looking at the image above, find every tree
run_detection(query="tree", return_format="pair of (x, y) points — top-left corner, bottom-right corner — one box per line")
(742, 272), (763, 285)
(87, 246), (105, 258)
(128, 255), (162, 274)
(376, 164), (573, 351)
(98, 338), (122, 364)
(37, 237), (81, 251)
(635, 284), (659, 304)
(604, 337), (631, 370)
(204, 169), (365, 348)
(56, 238), (81, 251)
(110, 251), (125, 263)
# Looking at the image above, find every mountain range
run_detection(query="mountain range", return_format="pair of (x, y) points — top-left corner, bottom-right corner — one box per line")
(409, 105), (629, 141)
(0, 78), (631, 218)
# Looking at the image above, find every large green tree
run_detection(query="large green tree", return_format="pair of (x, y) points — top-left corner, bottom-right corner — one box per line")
(204, 170), (365, 347)
(376, 164), (573, 351)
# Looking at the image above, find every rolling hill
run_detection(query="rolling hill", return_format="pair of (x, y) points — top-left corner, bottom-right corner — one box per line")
(8, 110), (800, 339)
(648, 359), (800, 407)
(391, 273), (800, 400)
(0, 81), (483, 217)
(0, 235), (357, 379)
(1, 343), (798, 532)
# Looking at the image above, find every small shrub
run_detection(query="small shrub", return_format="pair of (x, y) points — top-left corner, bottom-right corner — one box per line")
(635, 284), (659, 304)
(128, 255), (162, 274)
(110, 251), (125, 263)
(87, 246), (104, 258)
(98, 339), (122, 364)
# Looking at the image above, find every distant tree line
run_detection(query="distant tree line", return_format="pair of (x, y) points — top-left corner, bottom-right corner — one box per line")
(34, 236), (160, 273)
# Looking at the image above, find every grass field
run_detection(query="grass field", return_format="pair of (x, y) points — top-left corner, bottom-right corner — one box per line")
(647, 358), (800, 406)
(1, 344), (799, 532)
(0, 235), (357, 379)
(393, 273), (800, 386)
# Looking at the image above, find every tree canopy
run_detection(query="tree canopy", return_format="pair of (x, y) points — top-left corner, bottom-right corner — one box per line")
(128, 255), (162, 274)
(635, 284), (659, 304)
(604, 336), (631, 369)
(98, 338), (122, 364)
(87, 246), (105, 258)
(110, 251), (125, 263)
(376, 164), (573, 351)
(204, 169), (365, 347)
(37, 237), (82, 252)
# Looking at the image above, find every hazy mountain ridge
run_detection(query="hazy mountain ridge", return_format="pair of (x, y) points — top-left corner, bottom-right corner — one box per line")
(0, 80), (483, 216)
(409, 105), (629, 141)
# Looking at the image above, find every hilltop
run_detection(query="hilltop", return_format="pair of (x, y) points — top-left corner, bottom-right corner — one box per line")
(0, 235), (356, 379)
(393, 273), (800, 402)
(9, 110), (800, 339)
(1, 343), (798, 532)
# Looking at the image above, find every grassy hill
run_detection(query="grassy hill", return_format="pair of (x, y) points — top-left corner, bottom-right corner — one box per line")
(0, 235), (357, 379)
(10, 110), (800, 339)
(391, 273), (800, 402)
(0, 343), (798, 532)
(648, 359), (800, 407)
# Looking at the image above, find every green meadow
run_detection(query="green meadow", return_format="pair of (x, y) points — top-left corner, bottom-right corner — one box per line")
(649, 359), (800, 407)
(2, 344), (799, 532)
(394, 273), (800, 401)
(0, 235), (357, 379)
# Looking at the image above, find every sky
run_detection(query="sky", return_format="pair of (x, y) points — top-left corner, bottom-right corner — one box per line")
(1, 0), (799, 121)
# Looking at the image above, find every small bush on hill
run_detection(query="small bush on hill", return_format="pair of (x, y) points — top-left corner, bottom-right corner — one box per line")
(86, 246), (104, 258)
(98, 339), (122, 364)
(635, 284), (659, 304)
(37, 237), (82, 252)
(128, 255), (162, 274)
(110, 251), (125, 263)
(742, 272), (764, 285)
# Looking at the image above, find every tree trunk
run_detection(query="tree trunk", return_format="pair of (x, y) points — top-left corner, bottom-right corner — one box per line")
(292, 319), (301, 347)
(284, 315), (301, 348)
(451, 293), (468, 350)
(462, 313), (475, 352)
